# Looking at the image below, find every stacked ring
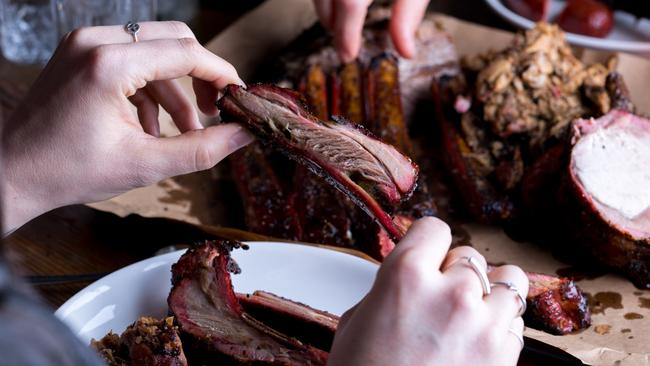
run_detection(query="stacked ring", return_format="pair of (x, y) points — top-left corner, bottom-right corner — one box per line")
(445, 256), (491, 296)
(491, 281), (527, 317)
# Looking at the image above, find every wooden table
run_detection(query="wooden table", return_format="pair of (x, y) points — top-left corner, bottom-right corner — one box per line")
(1, 1), (582, 364)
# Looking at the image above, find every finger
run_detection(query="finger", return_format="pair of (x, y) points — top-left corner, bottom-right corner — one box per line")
(485, 265), (529, 325)
(99, 38), (244, 96)
(313, 0), (334, 30)
(146, 79), (202, 132)
(65, 21), (196, 50)
(337, 301), (360, 330)
(383, 216), (452, 273)
(333, 0), (371, 63)
(441, 246), (489, 297)
(139, 123), (254, 181)
(390, 0), (429, 58)
(129, 88), (160, 136)
(504, 317), (525, 361)
(193, 78), (220, 116)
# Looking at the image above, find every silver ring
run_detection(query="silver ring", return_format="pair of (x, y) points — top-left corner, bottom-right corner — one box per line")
(508, 328), (524, 350)
(125, 21), (140, 42)
(491, 281), (527, 317)
(446, 256), (491, 296)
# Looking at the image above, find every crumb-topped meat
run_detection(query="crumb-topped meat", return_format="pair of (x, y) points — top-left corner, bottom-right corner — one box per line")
(91, 317), (187, 366)
(463, 23), (613, 151)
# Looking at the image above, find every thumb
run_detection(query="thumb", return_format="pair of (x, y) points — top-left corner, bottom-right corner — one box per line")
(143, 123), (254, 180)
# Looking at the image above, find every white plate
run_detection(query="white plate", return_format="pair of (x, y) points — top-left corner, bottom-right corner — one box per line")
(55, 241), (378, 345)
(484, 0), (650, 53)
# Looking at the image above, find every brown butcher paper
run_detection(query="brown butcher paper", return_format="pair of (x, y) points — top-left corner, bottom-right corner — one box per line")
(89, 1), (650, 364)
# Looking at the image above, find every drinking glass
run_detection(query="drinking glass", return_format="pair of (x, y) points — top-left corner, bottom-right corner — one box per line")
(0, 0), (58, 64)
(1, 0), (157, 64)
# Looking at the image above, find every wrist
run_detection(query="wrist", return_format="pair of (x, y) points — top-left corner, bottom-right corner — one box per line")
(1, 137), (53, 233)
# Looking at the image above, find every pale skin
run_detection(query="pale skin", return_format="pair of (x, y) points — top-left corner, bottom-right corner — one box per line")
(313, 0), (430, 62)
(1, 15), (528, 366)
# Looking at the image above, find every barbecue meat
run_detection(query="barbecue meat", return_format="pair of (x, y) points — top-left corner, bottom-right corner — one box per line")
(168, 241), (328, 365)
(230, 143), (302, 241)
(561, 110), (650, 288)
(91, 317), (188, 366)
(238, 291), (339, 352)
(525, 272), (591, 334)
(218, 84), (419, 240)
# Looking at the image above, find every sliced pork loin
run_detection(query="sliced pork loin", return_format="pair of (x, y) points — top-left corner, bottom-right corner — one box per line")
(562, 110), (650, 288)
(218, 84), (419, 241)
(168, 241), (328, 365)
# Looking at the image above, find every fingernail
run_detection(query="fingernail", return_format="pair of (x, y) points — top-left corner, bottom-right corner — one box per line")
(229, 126), (255, 150)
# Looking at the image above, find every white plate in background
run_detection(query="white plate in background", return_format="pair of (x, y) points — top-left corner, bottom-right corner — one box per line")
(55, 241), (378, 345)
(484, 0), (650, 53)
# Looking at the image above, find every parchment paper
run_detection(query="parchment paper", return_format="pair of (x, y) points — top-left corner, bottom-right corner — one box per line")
(89, 1), (650, 364)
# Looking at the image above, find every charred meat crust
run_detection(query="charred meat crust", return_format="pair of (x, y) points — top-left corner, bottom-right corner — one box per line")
(296, 68), (355, 247)
(366, 53), (412, 154)
(299, 64), (329, 120)
(91, 317), (188, 366)
(168, 241), (328, 365)
(230, 143), (302, 241)
(606, 72), (635, 113)
(292, 166), (354, 247)
(525, 272), (591, 334)
(237, 291), (339, 352)
(218, 83), (419, 240)
(432, 75), (515, 223)
(336, 62), (366, 126)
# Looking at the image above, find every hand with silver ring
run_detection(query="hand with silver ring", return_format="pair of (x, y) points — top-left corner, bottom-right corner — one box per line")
(1, 21), (254, 233)
(328, 217), (528, 366)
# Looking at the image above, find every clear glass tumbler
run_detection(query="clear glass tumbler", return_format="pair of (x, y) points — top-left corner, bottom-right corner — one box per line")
(0, 0), (59, 64)
(1, 0), (157, 64)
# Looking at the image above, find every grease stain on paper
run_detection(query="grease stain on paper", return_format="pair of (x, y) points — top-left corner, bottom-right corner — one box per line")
(624, 312), (643, 320)
(593, 324), (611, 335)
(638, 297), (650, 309)
(587, 292), (623, 314)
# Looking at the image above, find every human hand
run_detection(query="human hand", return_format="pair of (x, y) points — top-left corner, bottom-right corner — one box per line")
(312, 0), (430, 62)
(1, 21), (254, 232)
(327, 217), (529, 366)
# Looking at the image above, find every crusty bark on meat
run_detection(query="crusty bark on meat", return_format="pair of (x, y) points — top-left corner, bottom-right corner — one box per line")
(432, 74), (515, 223)
(168, 241), (328, 365)
(296, 66), (355, 247)
(524, 272), (591, 334)
(230, 143), (302, 240)
(91, 317), (188, 366)
(218, 84), (419, 241)
(335, 62), (366, 126)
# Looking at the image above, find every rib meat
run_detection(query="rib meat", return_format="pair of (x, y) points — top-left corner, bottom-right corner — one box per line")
(230, 143), (302, 241)
(218, 84), (419, 240)
(524, 271), (591, 334)
(295, 66), (355, 247)
(168, 241), (328, 365)
(561, 110), (650, 288)
(432, 74), (515, 223)
(237, 291), (339, 352)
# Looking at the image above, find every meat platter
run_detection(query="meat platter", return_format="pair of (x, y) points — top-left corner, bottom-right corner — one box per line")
(87, 1), (650, 364)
